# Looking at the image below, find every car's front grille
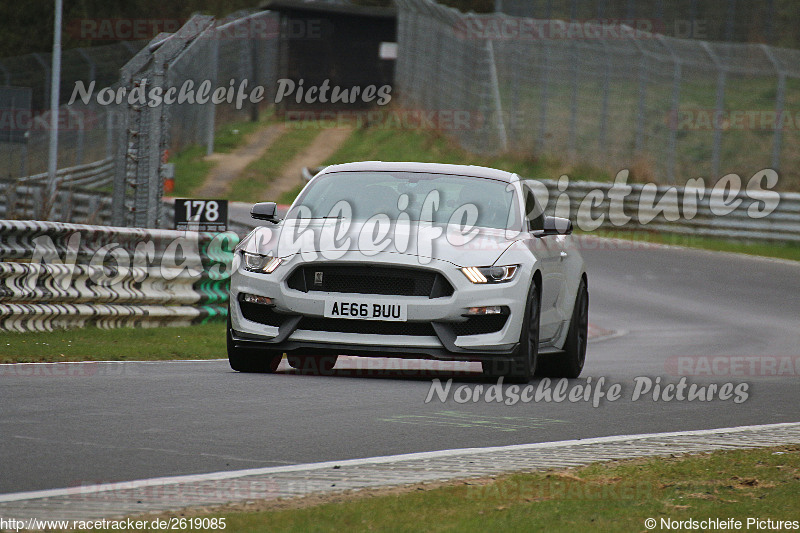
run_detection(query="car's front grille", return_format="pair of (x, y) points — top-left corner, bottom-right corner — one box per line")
(286, 265), (454, 298)
(238, 301), (287, 327)
(450, 314), (509, 336)
(297, 317), (437, 337)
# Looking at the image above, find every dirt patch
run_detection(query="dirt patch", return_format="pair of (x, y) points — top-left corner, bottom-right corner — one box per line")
(261, 126), (353, 203)
(194, 124), (285, 198)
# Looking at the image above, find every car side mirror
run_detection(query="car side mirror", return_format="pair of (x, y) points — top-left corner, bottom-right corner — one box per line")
(251, 202), (281, 224)
(542, 216), (573, 236)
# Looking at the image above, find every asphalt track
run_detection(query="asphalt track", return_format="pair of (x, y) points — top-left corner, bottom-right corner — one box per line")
(1, 237), (799, 494)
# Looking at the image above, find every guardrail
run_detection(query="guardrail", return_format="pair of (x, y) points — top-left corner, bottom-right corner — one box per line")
(301, 166), (800, 242)
(534, 178), (800, 243)
(0, 158), (115, 224)
(0, 220), (238, 332)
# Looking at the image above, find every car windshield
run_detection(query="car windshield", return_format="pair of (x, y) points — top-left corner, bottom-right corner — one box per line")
(288, 171), (519, 230)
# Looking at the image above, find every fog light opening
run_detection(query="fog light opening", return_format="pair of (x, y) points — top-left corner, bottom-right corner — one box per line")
(466, 306), (505, 316)
(240, 293), (274, 306)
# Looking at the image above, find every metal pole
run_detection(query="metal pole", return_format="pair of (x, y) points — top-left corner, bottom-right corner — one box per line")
(206, 32), (219, 156)
(760, 44), (786, 170)
(701, 42), (726, 179)
(658, 36), (681, 184)
(486, 40), (508, 152)
(46, 0), (63, 220)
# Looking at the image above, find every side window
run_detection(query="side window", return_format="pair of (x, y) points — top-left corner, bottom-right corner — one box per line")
(525, 188), (544, 231)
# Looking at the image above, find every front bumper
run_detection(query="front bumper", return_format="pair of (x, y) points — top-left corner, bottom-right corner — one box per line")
(229, 255), (530, 361)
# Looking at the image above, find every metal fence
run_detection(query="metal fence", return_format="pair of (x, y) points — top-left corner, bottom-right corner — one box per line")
(0, 10), (279, 228)
(0, 42), (141, 182)
(395, 0), (800, 191)
(112, 11), (280, 229)
(496, 0), (788, 47)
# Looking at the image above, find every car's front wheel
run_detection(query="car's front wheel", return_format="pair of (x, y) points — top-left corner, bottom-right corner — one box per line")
(482, 279), (540, 383)
(227, 312), (282, 373)
(539, 277), (588, 379)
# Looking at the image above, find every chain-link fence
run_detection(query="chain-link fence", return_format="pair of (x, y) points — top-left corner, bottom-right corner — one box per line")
(0, 10), (279, 227)
(113, 11), (280, 228)
(496, 0), (787, 46)
(0, 42), (141, 183)
(396, 0), (800, 190)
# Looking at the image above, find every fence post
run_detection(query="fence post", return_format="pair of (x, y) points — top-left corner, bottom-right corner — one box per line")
(537, 40), (550, 152)
(206, 30), (220, 156)
(658, 36), (681, 184)
(630, 36), (648, 154)
(486, 39), (508, 152)
(760, 44), (786, 171)
(701, 42), (726, 179)
(568, 33), (579, 157)
(599, 39), (611, 159)
(69, 107), (85, 166)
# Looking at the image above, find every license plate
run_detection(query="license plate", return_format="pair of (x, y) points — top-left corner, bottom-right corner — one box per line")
(324, 299), (407, 322)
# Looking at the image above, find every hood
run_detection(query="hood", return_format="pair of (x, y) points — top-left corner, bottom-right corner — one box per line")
(237, 219), (526, 268)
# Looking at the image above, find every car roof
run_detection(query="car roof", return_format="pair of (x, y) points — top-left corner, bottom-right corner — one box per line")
(318, 161), (518, 182)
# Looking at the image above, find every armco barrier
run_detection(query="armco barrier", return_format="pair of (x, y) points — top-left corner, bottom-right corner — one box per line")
(1, 157), (115, 224)
(534, 178), (800, 243)
(0, 220), (238, 332)
(301, 167), (800, 242)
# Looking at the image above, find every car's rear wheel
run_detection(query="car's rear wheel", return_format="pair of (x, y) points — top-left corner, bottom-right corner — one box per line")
(287, 355), (339, 375)
(482, 279), (539, 383)
(227, 312), (282, 373)
(540, 277), (588, 379)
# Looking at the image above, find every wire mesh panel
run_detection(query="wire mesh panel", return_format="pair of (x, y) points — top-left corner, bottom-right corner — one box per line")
(396, 0), (800, 189)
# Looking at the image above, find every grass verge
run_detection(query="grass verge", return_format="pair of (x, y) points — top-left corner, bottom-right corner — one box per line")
(129, 445), (800, 532)
(227, 127), (321, 203)
(0, 322), (226, 363)
(169, 115), (275, 198)
(588, 229), (800, 262)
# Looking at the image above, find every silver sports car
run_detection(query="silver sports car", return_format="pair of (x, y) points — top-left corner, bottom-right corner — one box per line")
(228, 162), (588, 381)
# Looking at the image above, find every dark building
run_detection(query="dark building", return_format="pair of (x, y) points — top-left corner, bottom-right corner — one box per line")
(260, 0), (397, 113)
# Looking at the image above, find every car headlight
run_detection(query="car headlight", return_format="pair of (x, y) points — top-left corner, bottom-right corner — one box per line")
(461, 265), (519, 284)
(242, 252), (282, 274)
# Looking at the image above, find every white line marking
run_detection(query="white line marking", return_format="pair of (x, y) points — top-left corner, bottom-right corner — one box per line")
(1, 421), (798, 504)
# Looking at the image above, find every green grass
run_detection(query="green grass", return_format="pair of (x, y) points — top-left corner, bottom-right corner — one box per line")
(129, 445), (800, 533)
(324, 123), (613, 181)
(227, 126), (321, 203)
(169, 115), (276, 198)
(170, 145), (215, 198)
(586, 228), (800, 262)
(0, 323), (226, 363)
(275, 120), (614, 205)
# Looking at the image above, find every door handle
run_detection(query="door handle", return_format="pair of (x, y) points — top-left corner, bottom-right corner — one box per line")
(560, 251), (568, 260)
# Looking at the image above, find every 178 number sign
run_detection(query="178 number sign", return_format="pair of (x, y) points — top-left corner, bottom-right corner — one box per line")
(174, 199), (228, 232)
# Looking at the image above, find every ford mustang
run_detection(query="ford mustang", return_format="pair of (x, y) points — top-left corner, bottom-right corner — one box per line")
(227, 162), (588, 381)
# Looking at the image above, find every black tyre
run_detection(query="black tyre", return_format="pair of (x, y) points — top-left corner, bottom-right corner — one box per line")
(482, 279), (540, 383)
(541, 277), (588, 379)
(287, 355), (339, 375)
(227, 312), (282, 373)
